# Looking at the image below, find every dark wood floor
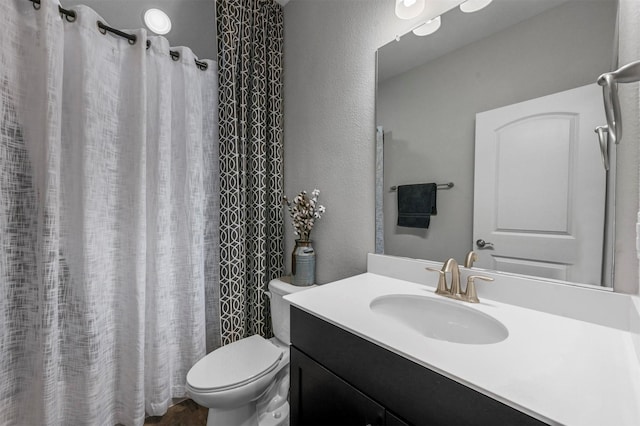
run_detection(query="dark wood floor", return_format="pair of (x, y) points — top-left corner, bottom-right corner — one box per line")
(144, 399), (208, 426)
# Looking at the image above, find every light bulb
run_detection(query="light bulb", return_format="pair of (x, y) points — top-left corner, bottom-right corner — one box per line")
(395, 0), (425, 20)
(460, 0), (493, 13)
(144, 9), (172, 35)
(413, 16), (441, 36)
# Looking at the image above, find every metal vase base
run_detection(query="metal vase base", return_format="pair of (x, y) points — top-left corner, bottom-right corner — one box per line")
(291, 239), (315, 286)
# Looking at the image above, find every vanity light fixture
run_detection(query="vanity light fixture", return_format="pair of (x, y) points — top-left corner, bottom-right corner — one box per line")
(413, 16), (441, 36)
(459, 0), (493, 13)
(395, 0), (425, 20)
(144, 8), (172, 35)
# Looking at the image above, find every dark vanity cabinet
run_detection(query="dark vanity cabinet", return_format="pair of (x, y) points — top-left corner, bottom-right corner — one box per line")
(289, 306), (547, 426)
(291, 347), (404, 425)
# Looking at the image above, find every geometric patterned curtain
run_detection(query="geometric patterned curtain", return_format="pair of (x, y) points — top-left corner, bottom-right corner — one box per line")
(216, 0), (285, 345)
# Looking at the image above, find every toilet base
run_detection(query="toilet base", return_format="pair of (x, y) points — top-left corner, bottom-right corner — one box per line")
(205, 401), (289, 426)
(206, 403), (258, 426)
(202, 366), (290, 426)
(258, 401), (289, 426)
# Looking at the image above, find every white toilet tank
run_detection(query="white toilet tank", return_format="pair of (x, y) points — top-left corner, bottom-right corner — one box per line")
(268, 277), (315, 345)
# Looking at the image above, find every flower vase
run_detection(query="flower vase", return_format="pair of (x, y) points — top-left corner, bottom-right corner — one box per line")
(292, 239), (315, 286)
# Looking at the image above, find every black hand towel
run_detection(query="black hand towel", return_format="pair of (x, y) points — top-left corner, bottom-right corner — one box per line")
(397, 183), (437, 229)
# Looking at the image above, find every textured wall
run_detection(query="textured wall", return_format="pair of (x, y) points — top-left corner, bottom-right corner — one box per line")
(616, 0), (640, 295)
(283, 0), (460, 284)
(284, 0), (638, 293)
(62, 0), (217, 60)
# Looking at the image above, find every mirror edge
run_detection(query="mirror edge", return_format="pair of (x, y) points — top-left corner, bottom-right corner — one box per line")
(375, 49), (384, 255)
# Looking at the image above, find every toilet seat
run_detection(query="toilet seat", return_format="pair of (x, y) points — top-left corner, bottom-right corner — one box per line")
(186, 335), (284, 392)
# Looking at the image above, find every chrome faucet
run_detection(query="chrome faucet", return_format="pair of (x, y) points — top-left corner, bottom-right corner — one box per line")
(427, 257), (493, 303)
(427, 258), (461, 298)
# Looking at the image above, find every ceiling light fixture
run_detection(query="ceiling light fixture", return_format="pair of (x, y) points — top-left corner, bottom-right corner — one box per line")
(413, 16), (441, 36)
(144, 8), (172, 35)
(459, 0), (493, 13)
(395, 0), (425, 20)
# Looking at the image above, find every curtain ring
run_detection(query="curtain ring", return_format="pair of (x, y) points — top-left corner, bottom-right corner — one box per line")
(97, 21), (137, 45)
(146, 40), (151, 50)
(32, 0), (41, 10)
(170, 51), (180, 61)
(62, 9), (77, 23)
(97, 21), (108, 35)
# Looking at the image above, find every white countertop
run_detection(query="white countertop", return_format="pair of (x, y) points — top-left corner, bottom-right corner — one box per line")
(285, 272), (640, 426)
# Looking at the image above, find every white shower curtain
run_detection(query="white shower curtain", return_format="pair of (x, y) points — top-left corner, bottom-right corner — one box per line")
(0, 1), (219, 425)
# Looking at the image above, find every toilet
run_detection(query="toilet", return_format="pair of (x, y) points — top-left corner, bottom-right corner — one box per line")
(186, 277), (314, 426)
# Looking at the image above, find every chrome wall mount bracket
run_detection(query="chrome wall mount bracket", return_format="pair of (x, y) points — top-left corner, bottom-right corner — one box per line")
(593, 60), (640, 170)
(596, 60), (640, 146)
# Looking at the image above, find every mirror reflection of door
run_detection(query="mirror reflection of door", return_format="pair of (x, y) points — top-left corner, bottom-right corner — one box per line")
(473, 84), (606, 285)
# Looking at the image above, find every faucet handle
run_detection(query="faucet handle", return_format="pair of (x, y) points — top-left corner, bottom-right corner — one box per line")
(463, 275), (494, 303)
(426, 267), (449, 295)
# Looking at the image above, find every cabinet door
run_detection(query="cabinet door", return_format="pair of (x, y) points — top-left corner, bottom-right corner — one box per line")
(290, 347), (386, 426)
(386, 411), (411, 426)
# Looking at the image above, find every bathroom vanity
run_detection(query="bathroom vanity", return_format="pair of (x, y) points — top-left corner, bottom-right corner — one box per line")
(290, 306), (543, 425)
(285, 254), (640, 426)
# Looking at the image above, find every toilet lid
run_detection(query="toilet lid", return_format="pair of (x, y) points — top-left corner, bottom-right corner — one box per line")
(187, 335), (284, 392)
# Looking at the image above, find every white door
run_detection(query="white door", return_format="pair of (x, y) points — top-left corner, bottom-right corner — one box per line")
(473, 84), (606, 285)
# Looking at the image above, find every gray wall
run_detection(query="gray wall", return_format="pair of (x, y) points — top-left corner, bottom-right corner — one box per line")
(283, 0), (460, 284)
(284, 0), (639, 293)
(378, 1), (616, 264)
(62, 0), (216, 60)
(617, 0), (640, 296)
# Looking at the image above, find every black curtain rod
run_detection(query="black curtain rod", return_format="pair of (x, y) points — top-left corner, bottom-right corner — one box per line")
(29, 0), (209, 71)
(30, 0), (76, 21)
(146, 40), (209, 71)
(97, 21), (137, 45)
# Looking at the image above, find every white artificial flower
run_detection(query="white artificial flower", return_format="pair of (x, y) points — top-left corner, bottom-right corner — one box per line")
(283, 189), (326, 240)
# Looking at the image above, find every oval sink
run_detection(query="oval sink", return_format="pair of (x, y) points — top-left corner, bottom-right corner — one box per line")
(370, 294), (508, 345)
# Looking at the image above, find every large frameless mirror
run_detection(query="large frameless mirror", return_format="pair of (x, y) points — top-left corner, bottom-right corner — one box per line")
(376, 0), (618, 288)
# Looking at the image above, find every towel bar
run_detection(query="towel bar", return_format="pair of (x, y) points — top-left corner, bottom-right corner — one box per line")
(390, 182), (454, 192)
